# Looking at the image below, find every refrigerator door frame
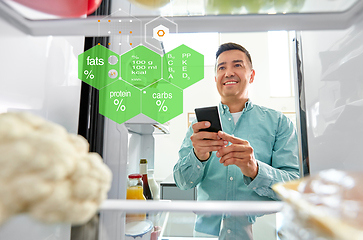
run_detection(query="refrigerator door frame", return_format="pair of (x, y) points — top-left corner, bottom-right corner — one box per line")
(2, 1), (363, 239)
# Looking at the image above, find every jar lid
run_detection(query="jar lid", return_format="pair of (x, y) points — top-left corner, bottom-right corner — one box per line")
(125, 220), (153, 237)
(128, 173), (142, 179)
(140, 159), (147, 164)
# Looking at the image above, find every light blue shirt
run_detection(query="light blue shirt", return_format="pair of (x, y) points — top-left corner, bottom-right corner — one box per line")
(173, 100), (300, 237)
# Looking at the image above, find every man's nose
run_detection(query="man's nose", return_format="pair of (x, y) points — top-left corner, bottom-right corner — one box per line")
(225, 69), (235, 78)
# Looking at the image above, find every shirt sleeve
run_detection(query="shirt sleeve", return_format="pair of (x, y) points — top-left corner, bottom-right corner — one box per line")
(244, 114), (300, 200)
(173, 122), (208, 190)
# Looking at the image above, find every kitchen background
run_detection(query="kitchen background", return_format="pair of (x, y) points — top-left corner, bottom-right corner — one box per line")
(153, 31), (297, 183)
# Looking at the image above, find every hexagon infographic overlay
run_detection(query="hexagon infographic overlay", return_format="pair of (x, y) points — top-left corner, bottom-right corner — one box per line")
(121, 45), (161, 89)
(78, 45), (120, 89)
(99, 80), (141, 124)
(163, 44), (204, 90)
(142, 79), (183, 124)
(78, 44), (204, 124)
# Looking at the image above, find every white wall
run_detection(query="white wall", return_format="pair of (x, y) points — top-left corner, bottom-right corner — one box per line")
(154, 32), (296, 181)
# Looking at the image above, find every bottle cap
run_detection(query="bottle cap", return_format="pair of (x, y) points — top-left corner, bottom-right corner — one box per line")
(140, 159), (147, 164)
(128, 173), (142, 179)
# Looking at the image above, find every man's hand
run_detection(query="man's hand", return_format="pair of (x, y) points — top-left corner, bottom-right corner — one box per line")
(216, 131), (258, 179)
(190, 121), (228, 161)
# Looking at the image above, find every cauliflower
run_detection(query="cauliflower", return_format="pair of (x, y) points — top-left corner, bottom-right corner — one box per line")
(0, 112), (112, 225)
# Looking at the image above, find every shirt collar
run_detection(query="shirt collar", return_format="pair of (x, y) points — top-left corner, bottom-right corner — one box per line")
(219, 99), (254, 115)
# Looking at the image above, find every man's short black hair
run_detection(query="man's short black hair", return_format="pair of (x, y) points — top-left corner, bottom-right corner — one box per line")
(216, 42), (253, 68)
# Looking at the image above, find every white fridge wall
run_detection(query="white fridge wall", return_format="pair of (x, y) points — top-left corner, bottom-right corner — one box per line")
(0, 13), (84, 240)
(0, 17), (84, 134)
(302, 20), (363, 173)
(0, 215), (71, 240)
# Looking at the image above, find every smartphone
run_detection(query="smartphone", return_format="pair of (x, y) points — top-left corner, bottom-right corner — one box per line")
(194, 106), (223, 132)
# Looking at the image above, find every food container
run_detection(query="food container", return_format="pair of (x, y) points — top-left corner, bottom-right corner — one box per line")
(127, 0), (171, 9)
(272, 169), (363, 240)
(125, 220), (153, 240)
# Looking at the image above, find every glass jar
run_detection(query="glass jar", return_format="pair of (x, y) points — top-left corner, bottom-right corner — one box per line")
(127, 174), (146, 200)
(126, 174), (146, 222)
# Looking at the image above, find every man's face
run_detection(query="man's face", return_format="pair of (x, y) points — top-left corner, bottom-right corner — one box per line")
(215, 49), (255, 103)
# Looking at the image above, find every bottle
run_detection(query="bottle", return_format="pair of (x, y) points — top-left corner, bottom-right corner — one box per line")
(139, 159), (153, 200)
(126, 173), (146, 222)
(148, 169), (160, 200)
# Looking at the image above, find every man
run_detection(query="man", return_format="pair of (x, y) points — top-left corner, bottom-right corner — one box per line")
(173, 42), (300, 239)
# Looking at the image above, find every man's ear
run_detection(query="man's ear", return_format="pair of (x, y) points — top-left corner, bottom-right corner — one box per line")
(215, 76), (217, 83)
(249, 69), (255, 84)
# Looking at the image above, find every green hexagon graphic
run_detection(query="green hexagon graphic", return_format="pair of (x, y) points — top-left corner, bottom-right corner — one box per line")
(99, 80), (141, 124)
(142, 79), (183, 124)
(78, 45), (120, 89)
(163, 44), (204, 90)
(121, 45), (161, 89)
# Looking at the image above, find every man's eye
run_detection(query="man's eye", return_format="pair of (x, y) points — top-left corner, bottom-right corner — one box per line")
(235, 63), (242, 67)
(218, 66), (225, 70)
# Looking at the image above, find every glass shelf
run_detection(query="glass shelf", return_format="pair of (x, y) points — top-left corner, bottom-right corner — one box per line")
(99, 200), (285, 240)
(1, 0), (363, 37)
(3, 0), (360, 20)
(99, 199), (284, 214)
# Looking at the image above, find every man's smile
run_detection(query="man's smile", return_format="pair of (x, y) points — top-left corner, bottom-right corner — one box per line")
(223, 80), (238, 85)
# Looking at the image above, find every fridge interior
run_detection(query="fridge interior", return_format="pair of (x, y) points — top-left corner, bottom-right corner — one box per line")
(1, 0), (363, 239)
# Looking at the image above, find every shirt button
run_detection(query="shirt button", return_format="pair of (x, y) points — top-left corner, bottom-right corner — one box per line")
(197, 165), (200, 169)
(253, 187), (256, 190)
(224, 106), (226, 109)
(228, 118), (231, 121)
(227, 229), (231, 234)
(230, 177), (233, 181)
(190, 182), (193, 184)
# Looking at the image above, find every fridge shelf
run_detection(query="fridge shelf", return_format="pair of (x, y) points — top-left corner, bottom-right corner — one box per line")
(99, 199), (284, 215)
(1, 0), (363, 36)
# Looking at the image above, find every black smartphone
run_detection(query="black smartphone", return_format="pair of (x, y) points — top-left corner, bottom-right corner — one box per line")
(194, 106), (223, 132)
